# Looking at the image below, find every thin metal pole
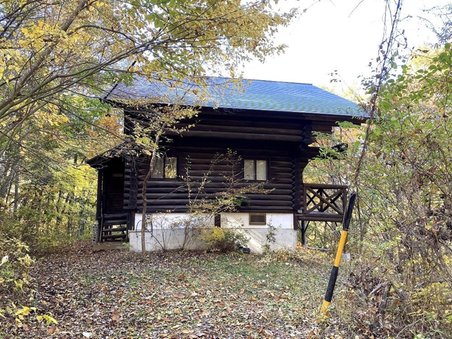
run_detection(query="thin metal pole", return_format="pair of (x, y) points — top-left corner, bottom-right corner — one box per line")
(320, 193), (357, 315)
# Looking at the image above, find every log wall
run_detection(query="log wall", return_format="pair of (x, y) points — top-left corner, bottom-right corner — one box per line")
(123, 139), (311, 214)
(121, 110), (326, 214)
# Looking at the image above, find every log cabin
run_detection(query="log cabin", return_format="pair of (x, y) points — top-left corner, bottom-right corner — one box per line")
(87, 77), (367, 252)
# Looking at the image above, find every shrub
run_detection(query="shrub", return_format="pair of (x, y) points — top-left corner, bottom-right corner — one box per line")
(0, 237), (33, 299)
(0, 236), (58, 332)
(0, 237), (34, 320)
(331, 260), (452, 337)
(201, 228), (249, 252)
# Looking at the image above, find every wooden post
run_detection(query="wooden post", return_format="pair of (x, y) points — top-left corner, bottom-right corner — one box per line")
(214, 214), (221, 227)
(293, 154), (301, 212)
(96, 170), (104, 243)
(320, 193), (357, 315)
(300, 220), (307, 246)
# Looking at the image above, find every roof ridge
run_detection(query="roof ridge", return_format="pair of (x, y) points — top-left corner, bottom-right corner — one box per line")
(206, 75), (313, 86)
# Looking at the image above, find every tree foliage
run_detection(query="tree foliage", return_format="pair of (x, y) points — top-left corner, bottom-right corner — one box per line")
(0, 0), (292, 121)
(0, 0), (294, 328)
(306, 43), (451, 336)
(0, 0), (294, 248)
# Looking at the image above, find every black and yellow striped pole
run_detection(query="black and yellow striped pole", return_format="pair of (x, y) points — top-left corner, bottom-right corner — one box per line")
(320, 192), (357, 315)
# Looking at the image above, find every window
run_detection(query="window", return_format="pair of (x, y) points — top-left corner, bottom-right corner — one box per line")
(249, 213), (266, 226)
(244, 159), (267, 181)
(151, 156), (177, 179)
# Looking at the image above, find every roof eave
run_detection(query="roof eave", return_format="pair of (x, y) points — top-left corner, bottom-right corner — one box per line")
(104, 98), (369, 123)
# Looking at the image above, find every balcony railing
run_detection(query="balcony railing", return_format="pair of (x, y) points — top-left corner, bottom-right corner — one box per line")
(296, 183), (348, 246)
(299, 183), (348, 222)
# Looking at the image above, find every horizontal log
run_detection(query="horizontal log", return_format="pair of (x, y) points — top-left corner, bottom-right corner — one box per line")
(134, 193), (291, 200)
(158, 146), (295, 156)
(270, 170), (293, 176)
(181, 171), (245, 177)
(189, 124), (301, 136)
(304, 183), (348, 189)
(137, 180), (185, 187)
(181, 164), (241, 171)
(138, 206), (294, 213)
(136, 183), (292, 191)
(140, 199), (192, 205)
(132, 198), (293, 206)
(136, 168), (293, 177)
(274, 164), (293, 169)
(125, 188), (186, 195)
(136, 175), (293, 184)
(175, 129), (302, 141)
(135, 198), (293, 208)
(125, 188), (293, 195)
(272, 178), (292, 184)
(176, 152), (295, 160)
(184, 116), (303, 129)
(246, 200), (292, 207)
(269, 161), (292, 167)
(311, 124), (334, 133)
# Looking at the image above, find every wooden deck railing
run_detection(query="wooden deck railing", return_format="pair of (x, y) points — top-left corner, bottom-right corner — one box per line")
(296, 183), (348, 245)
(300, 183), (348, 222)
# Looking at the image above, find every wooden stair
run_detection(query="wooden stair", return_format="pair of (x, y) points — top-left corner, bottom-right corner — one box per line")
(99, 213), (129, 242)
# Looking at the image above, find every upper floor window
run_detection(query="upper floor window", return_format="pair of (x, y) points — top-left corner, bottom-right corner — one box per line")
(244, 159), (267, 181)
(151, 156), (177, 179)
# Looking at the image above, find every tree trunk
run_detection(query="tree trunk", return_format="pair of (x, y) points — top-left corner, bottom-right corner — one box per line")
(140, 130), (163, 254)
(13, 167), (19, 212)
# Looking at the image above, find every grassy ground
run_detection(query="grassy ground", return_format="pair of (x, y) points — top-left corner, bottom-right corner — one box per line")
(2, 243), (348, 338)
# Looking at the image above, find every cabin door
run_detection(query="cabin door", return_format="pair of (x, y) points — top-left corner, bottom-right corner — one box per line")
(102, 159), (125, 213)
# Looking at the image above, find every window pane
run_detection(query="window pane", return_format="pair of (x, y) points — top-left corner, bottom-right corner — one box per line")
(256, 160), (267, 180)
(165, 157), (177, 179)
(151, 157), (164, 178)
(244, 160), (255, 180)
(249, 213), (266, 225)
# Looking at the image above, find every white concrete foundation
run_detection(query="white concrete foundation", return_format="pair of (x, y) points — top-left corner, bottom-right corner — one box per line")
(129, 212), (297, 254)
(220, 212), (293, 229)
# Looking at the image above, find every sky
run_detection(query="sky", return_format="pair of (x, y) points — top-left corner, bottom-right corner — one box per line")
(241, 0), (450, 97)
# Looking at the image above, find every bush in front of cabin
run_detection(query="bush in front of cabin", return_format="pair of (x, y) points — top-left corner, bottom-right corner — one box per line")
(201, 228), (249, 252)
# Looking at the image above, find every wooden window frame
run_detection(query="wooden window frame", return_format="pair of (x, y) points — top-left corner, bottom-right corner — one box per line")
(150, 155), (178, 180)
(243, 159), (268, 181)
(249, 213), (267, 226)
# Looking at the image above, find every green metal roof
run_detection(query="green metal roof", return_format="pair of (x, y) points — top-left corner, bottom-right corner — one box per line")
(107, 76), (368, 119)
